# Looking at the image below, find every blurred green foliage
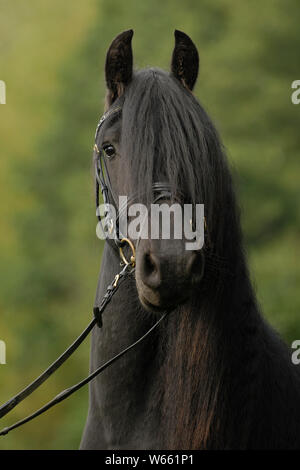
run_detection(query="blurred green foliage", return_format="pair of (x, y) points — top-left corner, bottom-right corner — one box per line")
(0, 0), (299, 449)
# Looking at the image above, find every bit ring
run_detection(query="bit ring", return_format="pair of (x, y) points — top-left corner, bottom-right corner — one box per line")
(119, 238), (136, 267)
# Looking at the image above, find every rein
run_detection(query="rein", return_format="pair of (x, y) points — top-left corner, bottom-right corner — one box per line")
(0, 106), (169, 437)
(0, 259), (167, 436)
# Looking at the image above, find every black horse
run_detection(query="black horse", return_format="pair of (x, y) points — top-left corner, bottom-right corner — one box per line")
(80, 30), (300, 449)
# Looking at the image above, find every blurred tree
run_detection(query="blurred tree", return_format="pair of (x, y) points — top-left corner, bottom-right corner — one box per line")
(0, 0), (299, 449)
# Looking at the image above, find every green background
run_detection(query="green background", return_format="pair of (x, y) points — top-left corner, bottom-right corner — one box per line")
(0, 0), (299, 449)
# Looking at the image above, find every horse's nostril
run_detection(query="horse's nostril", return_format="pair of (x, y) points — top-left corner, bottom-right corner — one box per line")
(144, 253), (157, 275)
(140, 249), (204, 292)
(141, 252), (161, 289)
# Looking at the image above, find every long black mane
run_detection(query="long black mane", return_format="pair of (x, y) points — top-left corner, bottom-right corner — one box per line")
(104, 68), (259, 448)
(113, 68), (300, 449)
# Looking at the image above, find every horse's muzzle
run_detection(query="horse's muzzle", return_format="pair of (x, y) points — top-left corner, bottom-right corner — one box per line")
(135, 238), (204, 312)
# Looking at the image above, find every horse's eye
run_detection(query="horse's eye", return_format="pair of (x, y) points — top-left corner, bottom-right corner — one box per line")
(103, 144), (116, 159)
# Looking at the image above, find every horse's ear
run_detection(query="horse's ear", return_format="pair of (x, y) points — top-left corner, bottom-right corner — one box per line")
(171, 30), (199, 91)
(105, 29), (134, 106)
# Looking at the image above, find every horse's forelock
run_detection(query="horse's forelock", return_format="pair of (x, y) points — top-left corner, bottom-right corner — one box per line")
(120, 69), (229, 227)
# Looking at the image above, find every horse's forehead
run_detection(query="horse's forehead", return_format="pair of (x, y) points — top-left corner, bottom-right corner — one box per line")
(103, 118), (122, 142)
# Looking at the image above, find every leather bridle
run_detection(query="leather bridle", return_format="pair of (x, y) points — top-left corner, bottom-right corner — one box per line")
(93, 105), (173, 259)
(0, 106), (170, 436)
